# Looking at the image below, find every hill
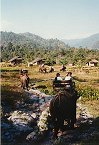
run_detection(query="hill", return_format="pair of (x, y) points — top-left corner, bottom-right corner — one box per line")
(0, 31), (67, 49)
(1, 31), (99, 49)
(1, 31), (99, 64)
(62, 33), (99, 49)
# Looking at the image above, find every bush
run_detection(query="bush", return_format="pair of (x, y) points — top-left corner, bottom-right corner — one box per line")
(76, 85), (99, 100)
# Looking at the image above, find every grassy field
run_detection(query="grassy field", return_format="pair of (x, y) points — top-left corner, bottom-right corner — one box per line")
(1, 66), (99, 115)
(1, 64), (99, 118)
(1, 64), (99, 145)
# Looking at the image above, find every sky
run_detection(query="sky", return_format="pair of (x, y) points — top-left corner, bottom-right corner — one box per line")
(1, 0), (99, 39)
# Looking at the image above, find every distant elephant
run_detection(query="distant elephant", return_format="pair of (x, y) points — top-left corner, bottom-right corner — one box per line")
(49, 90), (78, 138)
(60, 65), (66, 71)
(49, 67), (54, 73)
(39, 66), (47, 73)
(20, 74), (29, 90)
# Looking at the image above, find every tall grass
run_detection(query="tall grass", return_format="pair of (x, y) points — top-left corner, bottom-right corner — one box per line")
(76, 85), (99, 100)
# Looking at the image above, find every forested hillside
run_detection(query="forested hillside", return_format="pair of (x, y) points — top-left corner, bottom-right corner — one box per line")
(1, 31), (99, 65)
(0, 31), (67, 49)
(62, 33), (99, 49)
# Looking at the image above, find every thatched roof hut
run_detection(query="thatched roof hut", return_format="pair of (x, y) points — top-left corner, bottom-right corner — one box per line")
(32, 58), (45, 65)
(28, 58), (45, 67)
(8, 56), (23, 65)
(86, 59), (98, 67)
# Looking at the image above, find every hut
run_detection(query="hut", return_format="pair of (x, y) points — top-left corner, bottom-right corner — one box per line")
(68, 62), (74, 66)
(28, 58), (45, 67)
(32, 58), (45, 65)
(68, 63), (74, 66)
(8, 56), (23, 65)
(86, 59), (98, 67)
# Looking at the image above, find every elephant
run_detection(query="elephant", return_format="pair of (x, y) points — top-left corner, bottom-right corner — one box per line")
(39, 66), (47, 73)
(20, 73), (29, 90)
(49, 67), (54, 73)
(49, 90), (78, 138)
(60, 65), (66, 71)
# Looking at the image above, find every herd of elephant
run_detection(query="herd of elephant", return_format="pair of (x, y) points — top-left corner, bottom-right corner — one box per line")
(20, 68), (79, 139)
(39, 65), (54, 73)
(39, 65), (66, 73)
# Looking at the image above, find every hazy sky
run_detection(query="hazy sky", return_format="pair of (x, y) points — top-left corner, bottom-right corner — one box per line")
(1, 0), (99, 39)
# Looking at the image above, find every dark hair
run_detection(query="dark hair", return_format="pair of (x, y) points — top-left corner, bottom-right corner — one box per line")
(67, 72), (72, 75)
(56, 73), (60, 77)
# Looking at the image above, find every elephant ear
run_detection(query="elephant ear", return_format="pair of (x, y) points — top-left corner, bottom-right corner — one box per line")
(73, 90), (79, 100)
(49, 99), (56, 117)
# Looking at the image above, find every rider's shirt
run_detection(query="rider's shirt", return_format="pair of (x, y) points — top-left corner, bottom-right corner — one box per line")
(65, 76), (72, 81)
(65, 76), (72, 88)
(56, 77), (63, 81)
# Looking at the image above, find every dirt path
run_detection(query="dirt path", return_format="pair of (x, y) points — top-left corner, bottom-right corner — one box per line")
(38, 103), (94, 145)
(25, 89), (98, 145)
(2, 88), (99, 145)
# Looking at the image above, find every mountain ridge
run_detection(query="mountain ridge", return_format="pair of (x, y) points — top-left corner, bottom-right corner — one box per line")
(62, 33), (99, 49)
(0, 31), (99, 49)
(0, 31), (67, 49)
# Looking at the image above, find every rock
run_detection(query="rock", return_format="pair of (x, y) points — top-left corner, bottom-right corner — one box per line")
(37, 107), (50, 132)
(8, 110), (36, 132)
(31, 113), (36, 119)
(26, 131), (37, 141)
(1, 122), (19, 143)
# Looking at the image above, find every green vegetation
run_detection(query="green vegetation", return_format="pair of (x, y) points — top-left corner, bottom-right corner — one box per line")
(1, 41), (99, 66)
(77, 86), (99, 100)
(1, 65), (99, 145)
(1, 31), (99, 66)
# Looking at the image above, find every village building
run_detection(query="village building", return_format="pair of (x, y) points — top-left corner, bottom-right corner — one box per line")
(8, 56), (23, 65)
(68, 62), (74, 66)
(86, 59), (98, 67)
(28, 58), (45, 67)
(68, 63), (74, 66)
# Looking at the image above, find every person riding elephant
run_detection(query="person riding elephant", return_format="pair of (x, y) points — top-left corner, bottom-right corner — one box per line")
(60, 65), (66, 71)
(50, 73), (79, 138)
(55, 73), (63, 81)
(65, 72), (74, 91)
(49, 66), (54, 73)
(39, 64), (47, 73)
